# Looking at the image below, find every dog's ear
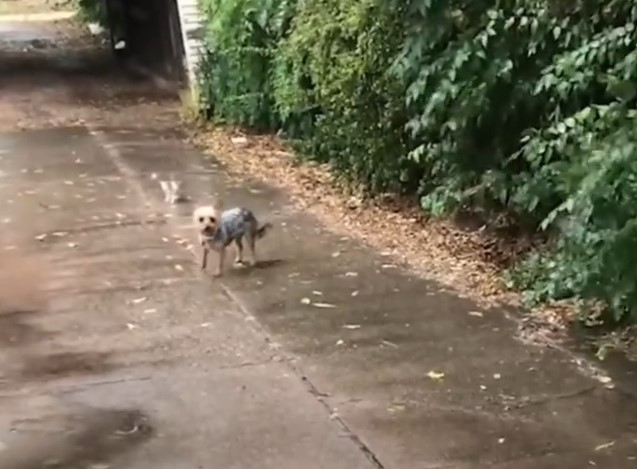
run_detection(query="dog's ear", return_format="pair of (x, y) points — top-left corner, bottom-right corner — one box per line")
(212, 194), (224, 212)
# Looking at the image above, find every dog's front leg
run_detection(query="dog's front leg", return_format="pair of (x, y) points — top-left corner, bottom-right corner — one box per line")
(201, 247), (209, 270)
(214, 247), (226, 277)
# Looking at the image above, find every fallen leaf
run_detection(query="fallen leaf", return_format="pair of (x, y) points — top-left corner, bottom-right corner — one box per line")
(35, 234), (47, 241)
(427, 371), (445, 380)
(336, 339), (344, 346)
(344, 271), (358, 277)
(301, 297), (311, 305)
(143, 308), (157, 314)
(313, 302), (336, 309)
(343, 324), (361, 330)
(493, 373), (502, 380)
(231, 136), (248, 146)
(594, 441), (615, 452)
(468, 311), (484, 318)
(67, 242), (78, 248)
(126, 323), (138, 330)
(174, 264), (184, 272)
(351, 290), (359, 297)
(381, 340), (399, 348)
(131, 297), (147, 304)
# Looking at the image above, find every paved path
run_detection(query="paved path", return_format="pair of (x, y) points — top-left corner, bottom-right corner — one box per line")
(0, 13), (636, 469)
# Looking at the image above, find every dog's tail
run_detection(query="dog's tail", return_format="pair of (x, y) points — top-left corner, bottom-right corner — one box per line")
(256, 222), (273, 239)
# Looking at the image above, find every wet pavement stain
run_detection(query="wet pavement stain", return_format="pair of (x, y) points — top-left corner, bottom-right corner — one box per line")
(18, 351), (115, 380)
(1, 408), (153, 469)
(0, 310), (50, 347)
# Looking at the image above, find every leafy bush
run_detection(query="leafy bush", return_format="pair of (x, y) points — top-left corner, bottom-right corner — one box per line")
(197, 0), (296, 130)
(395, 0), (637, 321)
(271, 0), (417, 192)
(71, 0), (108, 25)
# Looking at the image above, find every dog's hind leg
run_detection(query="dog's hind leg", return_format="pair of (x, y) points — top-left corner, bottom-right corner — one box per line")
(245, 233), (257, 267)
(234, 236), (244, 265)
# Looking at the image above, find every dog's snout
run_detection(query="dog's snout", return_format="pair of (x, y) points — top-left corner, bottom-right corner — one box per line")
(201, 225), (215, 236)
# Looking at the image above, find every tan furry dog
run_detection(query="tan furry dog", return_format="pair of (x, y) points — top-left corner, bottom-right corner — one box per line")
(193, 204), (272, 277)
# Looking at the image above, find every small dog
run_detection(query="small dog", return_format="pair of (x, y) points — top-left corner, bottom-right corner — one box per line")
(194, 205), (272, 277)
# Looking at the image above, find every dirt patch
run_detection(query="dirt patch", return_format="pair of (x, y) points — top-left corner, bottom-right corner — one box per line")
(19, 350), (115, 379)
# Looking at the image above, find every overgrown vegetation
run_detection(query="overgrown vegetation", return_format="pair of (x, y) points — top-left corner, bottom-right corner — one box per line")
(197, 0), (637, 324)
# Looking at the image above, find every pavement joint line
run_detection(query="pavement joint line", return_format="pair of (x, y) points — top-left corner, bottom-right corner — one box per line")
(45, 276), (201, 296)
(0, 358), (290, 400)
(35, 219), (169, 237)
(0, 376), (154, 399)
(90, 124), (388, 469)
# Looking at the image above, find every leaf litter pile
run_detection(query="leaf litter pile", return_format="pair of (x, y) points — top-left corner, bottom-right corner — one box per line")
(190, 124), (589, 348)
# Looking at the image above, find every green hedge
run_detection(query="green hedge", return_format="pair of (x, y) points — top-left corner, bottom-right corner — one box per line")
(197, 0), (637, 323)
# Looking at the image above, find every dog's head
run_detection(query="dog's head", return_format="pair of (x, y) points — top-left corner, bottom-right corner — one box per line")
(193, 205), (219, 237)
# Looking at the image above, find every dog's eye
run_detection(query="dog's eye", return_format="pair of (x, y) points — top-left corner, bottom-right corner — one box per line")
(198, 217), (204, 223)
(209, 217), (216, 223)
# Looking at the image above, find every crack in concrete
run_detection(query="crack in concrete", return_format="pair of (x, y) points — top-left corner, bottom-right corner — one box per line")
(0, 376), (153, 399)
(43, 218), (168, 235)
(218, 284), (387, 469)
(46, 276), (198, 297)
(505, 385), (598, 410)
